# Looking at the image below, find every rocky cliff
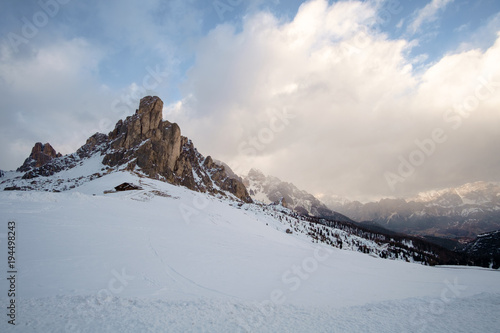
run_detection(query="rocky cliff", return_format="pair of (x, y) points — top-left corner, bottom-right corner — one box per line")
(11, 96), (252, 203)
(17, 142), (62, 172)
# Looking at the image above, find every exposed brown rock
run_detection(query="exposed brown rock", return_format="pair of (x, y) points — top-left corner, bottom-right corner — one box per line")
(102, 96), (252, 203)
(15, 96), (252, 203)
(17, 142), (62, 172)
(103, 96), (183, 182)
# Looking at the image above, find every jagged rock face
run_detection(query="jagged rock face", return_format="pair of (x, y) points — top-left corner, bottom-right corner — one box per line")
(213, 160), (243, 182)
(103, 96), (182, 180)
(18, 142), (62, 173)
(15, 96), (251, 202)
(100, 96), (251, 202)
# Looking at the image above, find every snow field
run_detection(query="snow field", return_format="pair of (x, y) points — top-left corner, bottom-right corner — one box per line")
(0, 172), (499, 332)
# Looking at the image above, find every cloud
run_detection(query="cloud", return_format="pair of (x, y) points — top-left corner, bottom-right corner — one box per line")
(0, 0), (203, 170)
(1, 0), (499, 203)
(455, 12), (500, 52)
(408, 0), (454, 34)
(0, 37), (116, 169)
(165, 0), (500, 200)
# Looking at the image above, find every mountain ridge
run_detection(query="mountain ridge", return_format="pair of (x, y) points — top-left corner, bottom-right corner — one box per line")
(322, 181), (500, 239)
(242, 168), (351, 222)
(2, 96), (251, 202)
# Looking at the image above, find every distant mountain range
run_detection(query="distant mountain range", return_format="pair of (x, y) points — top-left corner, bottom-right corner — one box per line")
(242, 168), (351, 222)
(236, 168), (499, 264)
(322, 181), (500, 240)
(237, 169), (500, 241)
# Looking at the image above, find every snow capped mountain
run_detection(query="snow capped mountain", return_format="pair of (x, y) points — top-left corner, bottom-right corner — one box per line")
(324, 181), (500, 240)
(243, 168), (351, 221)
(1, 96), (499, 331)
(413, 181), (500, 207)
(3, 96), (251, 203)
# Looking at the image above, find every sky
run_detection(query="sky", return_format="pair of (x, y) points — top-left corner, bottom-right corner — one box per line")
(1, 0), (499, 202)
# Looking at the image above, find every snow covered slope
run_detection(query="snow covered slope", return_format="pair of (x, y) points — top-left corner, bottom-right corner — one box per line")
(1, 170), (499, 332)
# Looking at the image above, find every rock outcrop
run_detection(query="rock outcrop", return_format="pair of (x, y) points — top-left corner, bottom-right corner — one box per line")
(16, 96), (252, 203)
(17, 142), (62, 172)
(103, 96), (182, 179)
(101, 96), (251, 202)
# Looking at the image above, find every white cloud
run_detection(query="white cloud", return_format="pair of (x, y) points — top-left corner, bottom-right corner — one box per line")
(0, 38), (117, 169)
(408, 0), (454, 34)
(2, 0), (499, 202)
(455, 12), (500, 52)
(166, 0), (500, 200)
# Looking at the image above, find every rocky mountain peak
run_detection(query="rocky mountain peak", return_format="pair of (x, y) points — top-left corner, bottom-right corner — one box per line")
(247, 168), (266, 182)
(136, 95), (164, 137)
(12, 96), (252, 203)
(104, 96), (181, 174)
(17, 142), (62, 172)
(104, 96), (252, 202)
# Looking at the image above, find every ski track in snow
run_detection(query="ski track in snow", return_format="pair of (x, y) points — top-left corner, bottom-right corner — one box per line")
(0, 171), (499, 332)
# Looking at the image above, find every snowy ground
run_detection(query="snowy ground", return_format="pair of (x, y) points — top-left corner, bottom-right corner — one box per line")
(1, 171), (499, 332)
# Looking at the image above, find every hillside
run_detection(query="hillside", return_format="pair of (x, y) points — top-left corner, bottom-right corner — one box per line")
(461, 230), (500, 268)
(1, 171), (500, 332)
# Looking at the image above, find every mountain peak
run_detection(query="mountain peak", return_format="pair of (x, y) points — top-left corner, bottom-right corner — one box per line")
(136, 95), (164, 133)
(247, 168), (266, 181)
(11, 96), (252, 203)
(17, 142), (62, 173)
(138, 95), (162, 114)
(243, 169), (351, 221)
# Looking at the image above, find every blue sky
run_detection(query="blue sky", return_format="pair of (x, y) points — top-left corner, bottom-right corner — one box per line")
(1, 0), (500, 200)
